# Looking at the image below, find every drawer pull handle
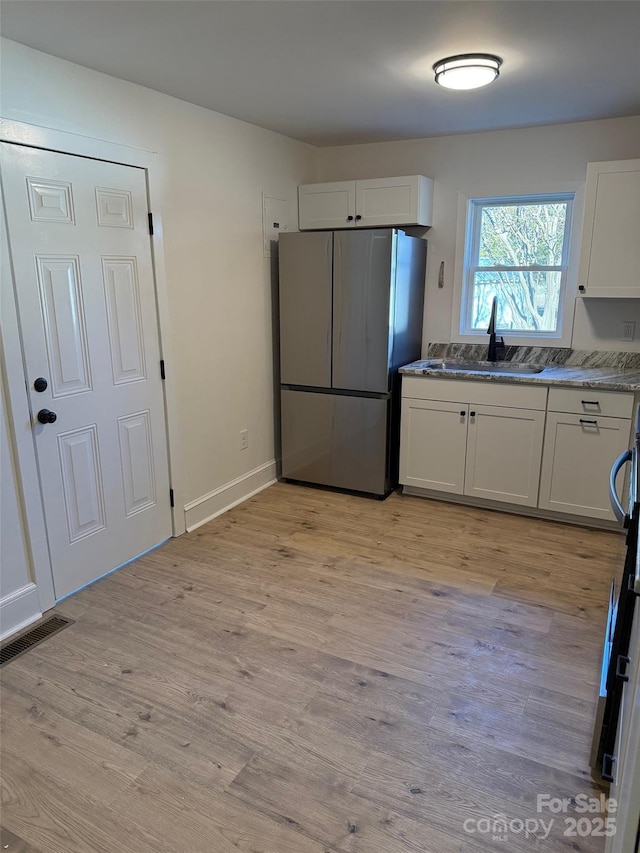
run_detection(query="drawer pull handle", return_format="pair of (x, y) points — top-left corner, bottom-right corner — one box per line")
(581, 400), (600, 406)
(602, 753), (616, 782)
(616, 654), (631, 682)
(579, 419), (598, 425)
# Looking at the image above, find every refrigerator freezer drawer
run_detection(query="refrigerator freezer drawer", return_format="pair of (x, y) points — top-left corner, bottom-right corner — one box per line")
(281, 390), (390, 495)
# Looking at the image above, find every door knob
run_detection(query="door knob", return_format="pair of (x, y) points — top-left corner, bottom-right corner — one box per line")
(33, 377), (48, 392)
(37, 409), (57, 424)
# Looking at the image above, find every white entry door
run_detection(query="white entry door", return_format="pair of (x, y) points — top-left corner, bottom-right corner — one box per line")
(1, 143), (172, 600)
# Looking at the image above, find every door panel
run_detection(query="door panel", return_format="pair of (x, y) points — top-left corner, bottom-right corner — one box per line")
(399, 399), (468, 493)
(464, 405), (545, 507)
(36, 255), (92, 396)
(279, 231), (332, 387)
(281, 390), (389, 495)
(58, 425), (106, 542)
(1, 142), (171, 599)
(332, 230), (393, 393)
(102, 257), (147, 384)
(118, 411), (157, 517)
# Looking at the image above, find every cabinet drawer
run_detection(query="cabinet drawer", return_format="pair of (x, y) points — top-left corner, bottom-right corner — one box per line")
(547, 386), (634, 419)
(402, 376), (547, 410)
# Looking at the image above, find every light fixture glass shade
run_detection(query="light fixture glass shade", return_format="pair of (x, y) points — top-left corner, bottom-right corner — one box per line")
(433, 54), (502, 90)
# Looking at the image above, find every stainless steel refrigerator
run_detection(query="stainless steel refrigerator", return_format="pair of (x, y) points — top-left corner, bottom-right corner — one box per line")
(278, 228), (426, 497)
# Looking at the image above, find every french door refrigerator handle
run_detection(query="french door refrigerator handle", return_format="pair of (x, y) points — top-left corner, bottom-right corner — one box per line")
(609, 449), (632, 526)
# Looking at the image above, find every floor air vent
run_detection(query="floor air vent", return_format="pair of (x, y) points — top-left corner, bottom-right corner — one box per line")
(0, 615), (73, 667)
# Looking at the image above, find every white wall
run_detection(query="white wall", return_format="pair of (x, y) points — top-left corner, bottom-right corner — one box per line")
(0, 38), (317, 532)
(317, 117), (640, 353)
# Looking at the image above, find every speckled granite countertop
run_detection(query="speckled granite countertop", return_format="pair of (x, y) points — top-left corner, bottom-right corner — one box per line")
(399, 345), (640, 392)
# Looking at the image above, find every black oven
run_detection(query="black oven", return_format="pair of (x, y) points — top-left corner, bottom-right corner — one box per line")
(592, 406), (640, 781)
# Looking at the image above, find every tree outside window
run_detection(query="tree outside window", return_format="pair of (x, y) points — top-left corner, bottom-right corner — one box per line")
(462, 194), (574, 337)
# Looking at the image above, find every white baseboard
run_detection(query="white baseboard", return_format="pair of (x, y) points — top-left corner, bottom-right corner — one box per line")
(184, 460), (277, 532)
(0, 583), (42, 642)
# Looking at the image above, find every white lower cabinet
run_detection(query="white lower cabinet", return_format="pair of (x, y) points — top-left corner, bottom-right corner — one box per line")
(400, 399), (468, 493)
(464, 405), (545, 507)
(400, 377), (634, 524)
(539, 412), (631, 522)
(399, 386), (546, 507)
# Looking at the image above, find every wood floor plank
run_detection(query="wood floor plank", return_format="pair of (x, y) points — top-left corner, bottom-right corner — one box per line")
(0, 481), (617, 852)
(107, 765), (339, 853)
(0, 827), (42, 853)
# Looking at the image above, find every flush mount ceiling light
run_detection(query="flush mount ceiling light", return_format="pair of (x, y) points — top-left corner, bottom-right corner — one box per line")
(433, 54), (502, 90)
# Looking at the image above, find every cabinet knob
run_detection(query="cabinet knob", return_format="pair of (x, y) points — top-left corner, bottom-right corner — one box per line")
(470, 411), (476, 418)
(578, 285), (586, 292)
(460, 410), (466, 417)
(347, 215), (354, 221)
(355, 215), (362, 221)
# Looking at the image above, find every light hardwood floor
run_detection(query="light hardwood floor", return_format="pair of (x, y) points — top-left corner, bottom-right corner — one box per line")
(1, 482), (622, 852)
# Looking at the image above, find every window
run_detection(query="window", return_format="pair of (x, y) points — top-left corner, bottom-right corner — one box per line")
(461, 194), (574, 338)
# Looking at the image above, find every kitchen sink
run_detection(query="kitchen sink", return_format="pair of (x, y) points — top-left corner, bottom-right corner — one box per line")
(421, 360), (546, 375)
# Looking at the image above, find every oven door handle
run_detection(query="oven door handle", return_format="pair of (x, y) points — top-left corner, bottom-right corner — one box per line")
(609, 449), (632, 525)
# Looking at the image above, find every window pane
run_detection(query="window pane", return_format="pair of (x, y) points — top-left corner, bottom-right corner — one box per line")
(478, 202), (567, 267)
(470, 270), (562, 333)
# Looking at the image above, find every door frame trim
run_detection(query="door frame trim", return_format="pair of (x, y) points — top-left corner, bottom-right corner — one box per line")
(1, 118), (186, 610)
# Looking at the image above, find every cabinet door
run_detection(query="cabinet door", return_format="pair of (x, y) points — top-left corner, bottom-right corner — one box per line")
(355, 176), (432, 228)
(400, 399), (468, 493)
(539, 412), (631, 521)
(464, 406), (545, 507)
(578, 159), (640, 298)
(298, 182), (356, 230)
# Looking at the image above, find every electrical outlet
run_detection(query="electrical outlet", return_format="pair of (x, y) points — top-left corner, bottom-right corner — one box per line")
(240, 429), (248, 450)
(620, 321), (636, 342)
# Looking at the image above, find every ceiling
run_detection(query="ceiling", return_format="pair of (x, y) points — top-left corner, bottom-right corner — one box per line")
(1, 1), (639, 147)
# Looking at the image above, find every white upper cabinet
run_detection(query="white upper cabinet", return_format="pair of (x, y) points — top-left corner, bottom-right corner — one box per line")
(297, 181), (356, 230)
(298, 175), (433, 230)
(577, 159), (640, 298)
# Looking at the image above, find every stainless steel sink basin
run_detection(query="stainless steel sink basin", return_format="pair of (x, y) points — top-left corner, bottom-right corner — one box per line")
(421, 360), (545, 375)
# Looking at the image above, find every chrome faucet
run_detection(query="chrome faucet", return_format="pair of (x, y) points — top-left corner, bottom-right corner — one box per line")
(487, 296), (505, 362)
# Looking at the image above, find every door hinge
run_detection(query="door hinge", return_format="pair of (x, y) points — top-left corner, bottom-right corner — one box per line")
(160, 359), (166, 380)
(169, 488), (174, 508)
(148, 212), (154, 235)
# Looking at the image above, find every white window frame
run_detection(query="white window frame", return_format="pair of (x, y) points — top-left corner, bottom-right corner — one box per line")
(452, 183), (583, 349)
